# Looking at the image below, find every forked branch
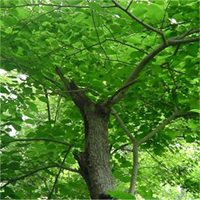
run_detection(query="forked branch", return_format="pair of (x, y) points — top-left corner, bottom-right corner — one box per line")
(102, 80), (138, 107)
(103, 29), (199, 107)
(55, 67), (91, 110)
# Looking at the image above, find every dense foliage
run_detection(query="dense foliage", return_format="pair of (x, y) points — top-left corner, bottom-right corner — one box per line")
(0, 0), (199, 199)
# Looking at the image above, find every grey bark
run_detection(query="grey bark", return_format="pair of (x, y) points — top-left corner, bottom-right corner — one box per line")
(56, 67), (114, 198)
(75, 103), (114, 199)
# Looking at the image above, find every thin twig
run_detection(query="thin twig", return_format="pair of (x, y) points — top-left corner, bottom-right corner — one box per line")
(0, 3), (116, 9)
(48, 146), (72, 199)
(126, 0), (133, 11)
(12, 138), (70, 146)
(160, 0), (171, 29)
(0, 165), (59, 189)
(90, 8), (109, 60)
(54, 96), (62, 123)
(106, 39), (148, 54)
(1, 163), (79, 189)
(112, 0), (167, 43)
(44, 88), (51, 121)
(111, 143), (129, 155)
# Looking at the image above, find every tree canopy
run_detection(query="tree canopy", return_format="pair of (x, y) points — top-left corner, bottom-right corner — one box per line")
(0, 0), (199, 199)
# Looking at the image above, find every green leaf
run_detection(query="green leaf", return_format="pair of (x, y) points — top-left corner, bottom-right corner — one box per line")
(38, 96), (48, 103)
(27, 102), (38, 113)
(185, 136), (195, 143)
(146, 4), (164, 22)
(2, 134), (14, 144)
(88, 2), (102, 11)
(25, 119), (35, 125)
(12, 123), (21, 131)
(4, 187), (15, 196)
(24, 110), (35, 118)
(167, 130), (176, 139)
(11, 154), (23, 161)
(133, 4), (148, 17)
(108, 190), (136, 199)
(0, 85), (9, 93)
(24, 87), (32, 94)
(110, 24), (123, 34)
(8, 162), (20, 170)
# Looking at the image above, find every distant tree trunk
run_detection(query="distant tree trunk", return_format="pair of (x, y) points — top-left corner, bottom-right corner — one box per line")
(75, 102), (114, 199)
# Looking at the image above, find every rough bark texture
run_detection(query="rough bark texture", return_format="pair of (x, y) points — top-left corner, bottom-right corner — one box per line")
(55, 68), (114, 199)
(75, 103), (114, 199)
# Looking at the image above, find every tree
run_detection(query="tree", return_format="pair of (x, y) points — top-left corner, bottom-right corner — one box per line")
(0, 0), (199, 199)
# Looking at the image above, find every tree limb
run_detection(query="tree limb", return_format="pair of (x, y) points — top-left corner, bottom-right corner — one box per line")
(112, 0), (167, 43)
(137, 111), (198, 146)
(129, 142), (138, 195)
(168, 37), (200, 45)
(105, 43), (167, 106)
(176, 29), (200, 39)
(1, 163), (79, 189)
(137, 112), (177, 146)
(0, 3), (116, 9)
(12, 138), (70, 146)
(111, 107), (135, 143)
(106, 39), (148, 54)
(48, 146), (72, 199)
(102, 32), (199, 107)
(44, 88), (51, 121)
(102, 80), (138, 107)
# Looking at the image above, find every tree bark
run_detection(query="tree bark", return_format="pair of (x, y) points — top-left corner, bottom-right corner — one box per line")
(75, 102), (114, 199)
(55, 68), (114, 199)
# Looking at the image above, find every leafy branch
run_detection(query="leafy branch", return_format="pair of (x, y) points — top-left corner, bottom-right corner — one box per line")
(11, 138), (70, 146)
(44, 87), (51, 121)
(112, 0), (167, 43)
(110, 107), (138, 195)
(1, 164), (79, 189)
(0, 3), (116, 9)
(48, 146), (72, 199)
(103, 29), (199, 107)
(137, 111), (198, 146)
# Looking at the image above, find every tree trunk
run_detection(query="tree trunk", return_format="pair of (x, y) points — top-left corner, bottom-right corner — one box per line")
(75, 103), (114, 199)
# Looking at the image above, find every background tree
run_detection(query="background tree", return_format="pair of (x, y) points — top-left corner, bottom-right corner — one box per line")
(0, 0), (199, 199)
